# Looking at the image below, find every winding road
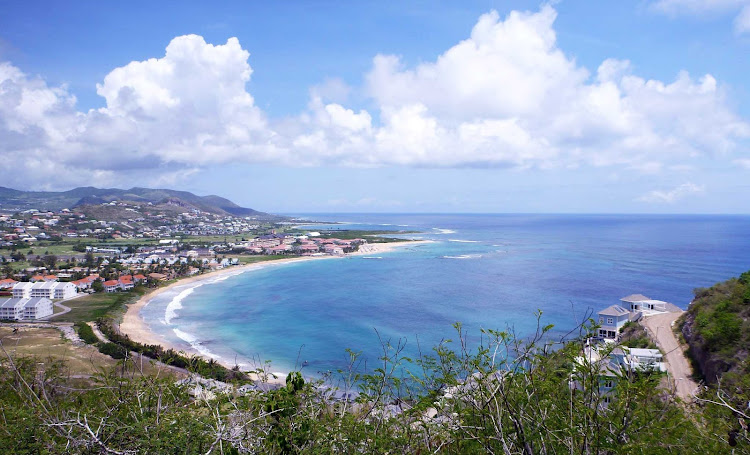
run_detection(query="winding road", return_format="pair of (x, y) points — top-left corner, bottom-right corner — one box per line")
(640, 311), (699, 401)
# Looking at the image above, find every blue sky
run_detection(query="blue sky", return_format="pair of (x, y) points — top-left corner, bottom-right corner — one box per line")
(0, 0), (749, 213)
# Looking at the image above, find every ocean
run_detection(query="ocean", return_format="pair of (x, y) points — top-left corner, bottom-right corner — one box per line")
(139, 214), (750, 376)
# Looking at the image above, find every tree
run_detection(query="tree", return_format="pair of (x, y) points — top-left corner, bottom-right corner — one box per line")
(84, 252), (95, 268)
(91, 280), (104, 293)
(42, 254), (57, 270)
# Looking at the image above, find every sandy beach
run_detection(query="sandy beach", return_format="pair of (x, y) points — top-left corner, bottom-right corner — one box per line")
(119, 240), (429, 374)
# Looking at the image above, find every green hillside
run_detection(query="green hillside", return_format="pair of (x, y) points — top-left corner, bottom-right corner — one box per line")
(0, 185), (266, 217)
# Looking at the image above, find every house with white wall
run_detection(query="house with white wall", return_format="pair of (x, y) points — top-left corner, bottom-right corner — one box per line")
(0, 298), (26, 320)
(12, 282), (77, 300)
(12, 282), (34, 298)
(22, 297), (53, 319)
(620, 294), (681, 314)
(0, 297), (53, 320)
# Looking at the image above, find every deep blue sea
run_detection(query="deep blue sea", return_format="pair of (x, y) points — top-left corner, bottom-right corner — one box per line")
(140, 214), (750, 376)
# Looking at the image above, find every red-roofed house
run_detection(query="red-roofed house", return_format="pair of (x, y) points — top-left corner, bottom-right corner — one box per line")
(118, 276), (134, 291)
(103, 280), (120, 293)
(0, 279), (18, 289)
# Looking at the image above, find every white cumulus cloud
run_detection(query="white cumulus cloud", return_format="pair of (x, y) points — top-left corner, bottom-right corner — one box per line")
(0, 6), (748, 189)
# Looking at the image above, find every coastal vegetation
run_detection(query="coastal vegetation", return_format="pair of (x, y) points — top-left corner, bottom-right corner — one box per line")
(298, 229), (418, 243)
(3, 276), (750, 452)
(3, 262), (750, 453)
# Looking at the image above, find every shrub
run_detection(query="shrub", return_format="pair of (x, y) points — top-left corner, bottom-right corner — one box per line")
(98, 342), (127, 359)
(74, 322), (98, 345)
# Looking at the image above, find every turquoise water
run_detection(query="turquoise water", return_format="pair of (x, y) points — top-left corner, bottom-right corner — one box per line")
(140, 214), (750, 375)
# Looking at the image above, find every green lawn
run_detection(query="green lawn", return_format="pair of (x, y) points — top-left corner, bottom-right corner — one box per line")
(52, 289), (146, 324)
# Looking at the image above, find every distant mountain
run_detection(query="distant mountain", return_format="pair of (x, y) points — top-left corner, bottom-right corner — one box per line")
(0, 186), (270, 217)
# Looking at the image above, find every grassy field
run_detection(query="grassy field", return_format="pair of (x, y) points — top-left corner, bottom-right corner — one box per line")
(0, 326), (180, 378)
(52, 289), (146, 324)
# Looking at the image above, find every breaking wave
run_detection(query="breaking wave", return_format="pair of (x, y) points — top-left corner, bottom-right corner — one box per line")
(172, 328), (221, 360)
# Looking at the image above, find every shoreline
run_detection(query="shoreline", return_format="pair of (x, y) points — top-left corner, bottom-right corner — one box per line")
(119, 240), (430, 377)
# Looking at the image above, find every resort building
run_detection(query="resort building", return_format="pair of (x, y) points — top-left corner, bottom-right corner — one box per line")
(0, 298), (25, 320)
(12, 282), (77, 299)
(103, 280), (121, 293)
(12, 282), (34, 298)
(22, 297), (54, 319)
(0, 297), (53, 320)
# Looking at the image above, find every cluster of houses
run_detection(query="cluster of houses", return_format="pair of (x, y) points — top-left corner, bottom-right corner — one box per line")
(573, 293), (684, 406)
(0, 202), (266, 243)
(229, 233), (365, 256)
(596, 293), (682, 340)
(101, 274), (146, 293)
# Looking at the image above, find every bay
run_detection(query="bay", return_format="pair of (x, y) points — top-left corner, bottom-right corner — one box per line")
(140, 214), (750, 375)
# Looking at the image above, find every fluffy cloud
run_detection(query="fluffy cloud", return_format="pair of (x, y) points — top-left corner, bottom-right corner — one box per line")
(356, 6), (748, 169)
(638, 182), (706, 203)
(0, 6), (748, 189)
(0, 35), (288, 188)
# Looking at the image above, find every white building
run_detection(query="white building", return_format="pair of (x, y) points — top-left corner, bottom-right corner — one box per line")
(0, 297), (53, 320)
(0, 298), (26, 320)
(12, 282), (34, 298)
(51, 282), (77, 299)
(22, 297), (54, 319)
(620, 294), (678, 313)
(12, 282), (77, 300)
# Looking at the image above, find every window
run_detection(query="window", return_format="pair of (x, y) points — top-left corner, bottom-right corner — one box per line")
(599, 317), (604, 323)
(603, 396), (611, 404)
(604, 380), (613, 388)
(607, 317), (614, 325)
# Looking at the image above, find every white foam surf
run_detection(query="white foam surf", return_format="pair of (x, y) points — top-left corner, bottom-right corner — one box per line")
(448, 239), (480, 243)
(433, 228), (457, 234)
(172, 328), (222, 360)
(442, 254), (483, 259)
(164, 285), (200, 325)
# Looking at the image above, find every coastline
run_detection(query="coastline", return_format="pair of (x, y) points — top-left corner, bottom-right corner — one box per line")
(119, 240), (430, 375)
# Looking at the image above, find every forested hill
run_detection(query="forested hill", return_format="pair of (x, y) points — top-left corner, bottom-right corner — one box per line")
(680, 269), (750, 386)
(0, 186), (265, 217)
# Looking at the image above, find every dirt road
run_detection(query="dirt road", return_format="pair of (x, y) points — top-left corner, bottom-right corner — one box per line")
(640, 311), (699, 401)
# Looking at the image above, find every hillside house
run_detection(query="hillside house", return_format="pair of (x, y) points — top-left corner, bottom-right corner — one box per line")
(597, 305), (639, 339)
(620, 294), (681, 313)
